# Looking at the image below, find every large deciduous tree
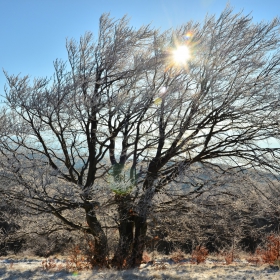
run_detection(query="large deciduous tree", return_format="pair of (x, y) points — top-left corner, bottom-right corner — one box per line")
(1, 7), (280, 267)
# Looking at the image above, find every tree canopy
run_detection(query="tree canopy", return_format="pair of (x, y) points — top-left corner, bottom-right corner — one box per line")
(1, 7), (280, 267)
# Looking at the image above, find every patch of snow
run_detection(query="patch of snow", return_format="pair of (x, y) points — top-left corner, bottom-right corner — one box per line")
(1, 256), (280, 279)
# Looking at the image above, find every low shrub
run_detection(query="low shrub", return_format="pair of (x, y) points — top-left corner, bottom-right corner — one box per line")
(256, 234), (280, 264)
(191, 245), (208, 264)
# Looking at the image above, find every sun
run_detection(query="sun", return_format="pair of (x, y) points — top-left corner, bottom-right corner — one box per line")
(172, 45), (190, 65)
(164, 34), (197, 72)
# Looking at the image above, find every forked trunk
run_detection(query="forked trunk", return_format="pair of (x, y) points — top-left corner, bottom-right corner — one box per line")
(111, 217), (134, 267)
(112, 194), (134, 267)
(112, 179), (154, 268)
(112, 212), (148, 268)
(128, 215), (147, 267)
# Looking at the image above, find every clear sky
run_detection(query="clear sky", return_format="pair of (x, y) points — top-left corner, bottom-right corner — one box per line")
(0, 0), (279, 97)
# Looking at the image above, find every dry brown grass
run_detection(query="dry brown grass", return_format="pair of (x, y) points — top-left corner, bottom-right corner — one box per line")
(191, 245), (209, 264)
(246, 234), (280, 266)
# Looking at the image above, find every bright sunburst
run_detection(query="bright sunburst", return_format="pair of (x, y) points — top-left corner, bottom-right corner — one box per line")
(172, 45), (190, 65)
(164, 31), (197, 72)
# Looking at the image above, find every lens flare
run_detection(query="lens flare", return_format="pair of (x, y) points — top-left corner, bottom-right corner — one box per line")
(159, 86), (167, 95)
(153, 97), (162, 105)
(184, 31), (193, 40)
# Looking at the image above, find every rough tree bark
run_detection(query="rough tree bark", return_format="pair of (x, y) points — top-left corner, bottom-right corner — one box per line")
(112, 195), (148, 268)
(112, 194), (134, 267)
(84, 202), (108, 265)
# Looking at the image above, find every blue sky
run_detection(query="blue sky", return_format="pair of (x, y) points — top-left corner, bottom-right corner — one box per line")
(0, 0), (279, 97)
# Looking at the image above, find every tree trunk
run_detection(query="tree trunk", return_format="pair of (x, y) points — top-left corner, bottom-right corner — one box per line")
(112, 217), (134, 267)
(113, 213), (148, 268)
(112, 180), (154, 268)
(128, 215), (147, 267)
(84, 202), (108, 266)
(112, 194), (134, 268)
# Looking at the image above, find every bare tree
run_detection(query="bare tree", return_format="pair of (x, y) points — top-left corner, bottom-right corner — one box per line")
(1, 7), (280, 267)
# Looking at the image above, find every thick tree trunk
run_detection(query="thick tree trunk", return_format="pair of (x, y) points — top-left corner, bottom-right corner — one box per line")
(128, 215), (147, 267)
(112, 194), (134, 268)
(112, 196), (148, 268)
(84, 202), (108, 266)
(112, 217), (134, 267)
(112, 178), (154, 268)
(113, 214), (148, 268)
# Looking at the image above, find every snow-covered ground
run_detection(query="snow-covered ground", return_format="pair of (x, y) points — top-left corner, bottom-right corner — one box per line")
(0, 256), (280, 279)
